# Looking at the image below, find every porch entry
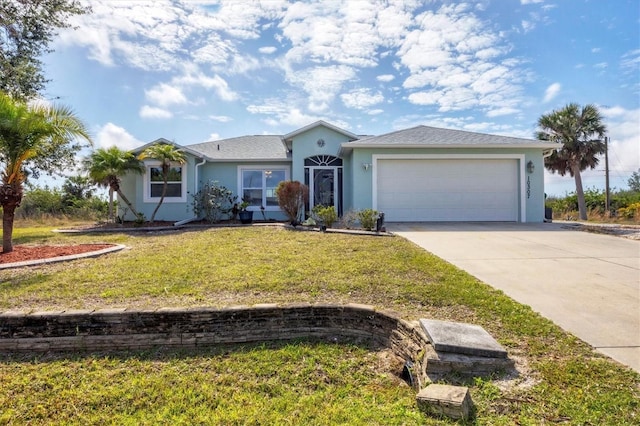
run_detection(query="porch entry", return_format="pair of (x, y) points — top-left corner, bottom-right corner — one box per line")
(304, 155), (343, 215)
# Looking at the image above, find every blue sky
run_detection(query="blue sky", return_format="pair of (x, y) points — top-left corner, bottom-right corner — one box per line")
(41, 0), (639, 196)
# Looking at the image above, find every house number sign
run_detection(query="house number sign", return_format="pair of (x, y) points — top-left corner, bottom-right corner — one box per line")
(526, 176), (531, 199)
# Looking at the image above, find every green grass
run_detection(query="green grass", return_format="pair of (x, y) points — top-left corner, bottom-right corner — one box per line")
(1, 222), (639, 424)
(1, 342), (423, 425)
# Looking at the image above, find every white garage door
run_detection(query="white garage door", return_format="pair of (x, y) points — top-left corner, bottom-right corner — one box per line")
(377, 159), (519, 222)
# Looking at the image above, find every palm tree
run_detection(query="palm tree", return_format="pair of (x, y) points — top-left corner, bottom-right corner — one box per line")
(537, 103), (606, 220)
(0, 93), (91, 253)
(84, 146), (144, 222)
(138, 143), (186, 222)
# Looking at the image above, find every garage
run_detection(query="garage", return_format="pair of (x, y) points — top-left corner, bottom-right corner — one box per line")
(376, 158), (520, 222)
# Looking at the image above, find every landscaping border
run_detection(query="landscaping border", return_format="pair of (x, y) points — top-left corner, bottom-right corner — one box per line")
(0, 303), (430, 388)
(0, 244), (126, 270)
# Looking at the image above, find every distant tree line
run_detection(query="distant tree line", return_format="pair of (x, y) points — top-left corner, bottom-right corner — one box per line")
(546, 170), (640, 220)
(14, 176), (108, 220)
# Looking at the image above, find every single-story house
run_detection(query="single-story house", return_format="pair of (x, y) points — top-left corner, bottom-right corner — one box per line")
(122, 120), (555, 223)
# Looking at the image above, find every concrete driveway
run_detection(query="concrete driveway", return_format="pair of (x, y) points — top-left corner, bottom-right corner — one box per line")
(388, 222), (640, 373)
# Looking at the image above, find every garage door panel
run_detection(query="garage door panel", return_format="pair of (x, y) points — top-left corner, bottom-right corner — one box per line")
(377, 159), (519, 222)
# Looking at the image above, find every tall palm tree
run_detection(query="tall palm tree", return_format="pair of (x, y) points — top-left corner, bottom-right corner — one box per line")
(138, 143), (186, 222)
(537, 103), (606, 220)
(84, 146), (144, 222)
(0, 93), (91, 253)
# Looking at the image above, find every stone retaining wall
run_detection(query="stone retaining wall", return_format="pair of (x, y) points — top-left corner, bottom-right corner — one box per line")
(0, 303), (431, 388)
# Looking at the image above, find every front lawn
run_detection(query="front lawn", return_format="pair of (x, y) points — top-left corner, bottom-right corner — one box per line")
(1, 224), (638, 424)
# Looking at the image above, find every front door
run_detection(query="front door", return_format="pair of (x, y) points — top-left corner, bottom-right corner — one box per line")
(313, 168), (335, 208)
(304, 155), (343, 215)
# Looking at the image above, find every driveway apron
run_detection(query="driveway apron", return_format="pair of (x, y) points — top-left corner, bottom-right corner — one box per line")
(388, 222), (640, 373)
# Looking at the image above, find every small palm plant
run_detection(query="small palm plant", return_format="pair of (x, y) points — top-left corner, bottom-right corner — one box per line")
(84, 146), (144, 222)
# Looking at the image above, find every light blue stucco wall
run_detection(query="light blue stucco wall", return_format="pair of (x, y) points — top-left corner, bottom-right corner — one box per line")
(348, 147), (547, 223)
(288, 126), (355, 215)
(120, 154), (200, 222)
(122, 156), (293, 222)
(289, 126), (352, 183)
(198, 160), (292, 221)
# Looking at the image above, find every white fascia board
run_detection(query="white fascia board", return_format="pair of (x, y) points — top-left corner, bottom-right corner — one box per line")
(342, 143), (555, 149)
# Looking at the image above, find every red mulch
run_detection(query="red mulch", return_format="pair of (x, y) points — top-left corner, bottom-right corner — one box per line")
(0, 244), (114, 264)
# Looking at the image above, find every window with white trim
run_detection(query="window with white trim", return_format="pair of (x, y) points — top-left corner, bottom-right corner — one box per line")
(239, 167), (288, 209)
(144, 163), (187, 203)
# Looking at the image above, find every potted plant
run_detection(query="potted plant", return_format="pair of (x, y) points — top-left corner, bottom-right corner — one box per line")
(238, 201), (253, 224)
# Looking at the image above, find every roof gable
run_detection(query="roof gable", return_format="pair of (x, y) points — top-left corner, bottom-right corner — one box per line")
(283, 120), (359, 143)
(131, 138), (205, 159)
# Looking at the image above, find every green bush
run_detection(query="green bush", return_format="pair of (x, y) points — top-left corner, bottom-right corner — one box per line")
(357, 209), (378, 231)
(546, 188), (640, 218)
(312, 205), (337, 228)
(190, 180), (236, 223)
(16, 183), (108, 221)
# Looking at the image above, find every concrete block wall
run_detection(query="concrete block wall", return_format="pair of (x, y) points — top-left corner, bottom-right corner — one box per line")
(0, 303), (431, 388)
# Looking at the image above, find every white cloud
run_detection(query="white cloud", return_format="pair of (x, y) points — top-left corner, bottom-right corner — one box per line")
(601, 106), (640, 181)
(521, 20), (535, 33)
(591, 47), (601, 53)
(397, 4), (523, 117)
(139, 105), (173, 119)
(207, 133), (220, 141)
(377, 74), (395, 82)
(172, 69), (239, 101)
(594, 62), (608, 69)
(95, 123), (143, 150)
(209, 115), (232, 122)
(58, 0), (282, 72)
(145, 83), (188, 107)
(279, 0), (397, 68)
(285, 65), (357, 108)
(341, 88), (384, 109)
(543, 82), (561, 103)
(259, 46), (277, 54)
(621, 49), (640, 72)
(521, 0), (544, 4)
(486, 107), (520, 117)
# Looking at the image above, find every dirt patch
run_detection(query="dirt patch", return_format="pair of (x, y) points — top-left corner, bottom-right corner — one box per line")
(562, 222), (640, 240)
(0, 244), (115, 264)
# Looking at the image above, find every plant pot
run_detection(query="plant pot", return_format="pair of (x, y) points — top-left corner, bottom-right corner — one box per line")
(239, 210), (253, 224)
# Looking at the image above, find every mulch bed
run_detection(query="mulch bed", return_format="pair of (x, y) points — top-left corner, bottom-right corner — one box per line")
(0, 244), (114, 264)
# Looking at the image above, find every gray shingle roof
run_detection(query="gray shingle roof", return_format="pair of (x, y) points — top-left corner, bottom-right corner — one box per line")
(186, 135), (289, 161)
(343, 125), (555, 148)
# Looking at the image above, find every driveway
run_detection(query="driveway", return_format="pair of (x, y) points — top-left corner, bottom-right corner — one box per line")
(388, 222), (640, 373)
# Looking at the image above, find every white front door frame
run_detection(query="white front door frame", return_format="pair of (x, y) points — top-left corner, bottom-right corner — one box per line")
(308, 166), (341, 212)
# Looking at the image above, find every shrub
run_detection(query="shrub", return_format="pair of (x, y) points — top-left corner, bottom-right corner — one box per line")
(357, 208), (378, 231)
(191, 180), (236, 223)
(312, 205), (337, 228)
(339, 209), (358, 229)
(276, 181), (308, 225)
(15, 184), (108, 221)
(618, 202), (640, 220)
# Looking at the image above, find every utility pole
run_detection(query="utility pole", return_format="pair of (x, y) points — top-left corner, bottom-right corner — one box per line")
(605, 136), (610, 214)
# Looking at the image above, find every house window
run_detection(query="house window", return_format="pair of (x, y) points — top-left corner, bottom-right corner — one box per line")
(239, 168), (287, 209)
(144, 163), (187, 203)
